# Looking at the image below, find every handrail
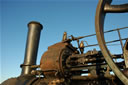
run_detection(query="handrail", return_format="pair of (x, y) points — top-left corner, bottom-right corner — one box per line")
(73, 27), (128, 40)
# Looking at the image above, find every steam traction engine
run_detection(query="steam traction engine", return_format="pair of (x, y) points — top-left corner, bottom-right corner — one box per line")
(1, 0), (128, 85)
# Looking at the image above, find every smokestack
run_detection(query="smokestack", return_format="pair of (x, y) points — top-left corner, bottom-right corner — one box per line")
(21, 21), (43, 75)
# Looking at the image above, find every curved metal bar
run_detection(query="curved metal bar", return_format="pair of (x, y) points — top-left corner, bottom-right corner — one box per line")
(104, 3), (128, 13)
(123, 39), (128, 68)
(95, 0), (128, 84)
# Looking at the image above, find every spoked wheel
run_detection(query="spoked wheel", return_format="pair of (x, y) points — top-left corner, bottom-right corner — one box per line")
(95, 0), (128, 85)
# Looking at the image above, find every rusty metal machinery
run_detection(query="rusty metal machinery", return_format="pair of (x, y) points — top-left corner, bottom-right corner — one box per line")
(1, 0), (128, 85)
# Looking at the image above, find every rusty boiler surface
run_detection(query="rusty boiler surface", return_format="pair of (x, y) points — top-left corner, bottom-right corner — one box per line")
(40, 42), (75, 77)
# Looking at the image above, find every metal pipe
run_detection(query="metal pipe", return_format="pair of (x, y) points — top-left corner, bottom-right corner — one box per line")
(104, 3), (128, 13)
(72, 27), (128, 40)
(21, 21), (43, 75)
(117, 30), (123, 51)
(84, 38), (127, 47)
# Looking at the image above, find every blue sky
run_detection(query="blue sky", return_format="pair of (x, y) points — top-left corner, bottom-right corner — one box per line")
(1, 0), (128, 83)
